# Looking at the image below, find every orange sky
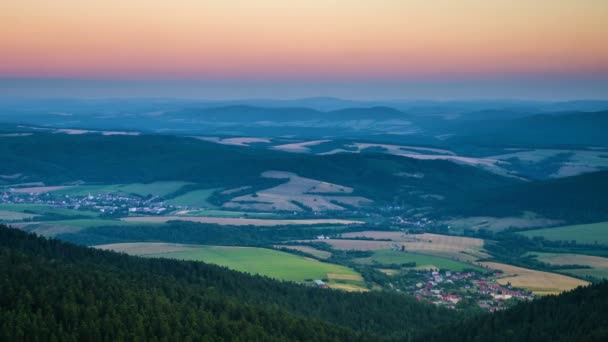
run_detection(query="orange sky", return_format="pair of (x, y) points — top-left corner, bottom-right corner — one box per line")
(1, 0), (607, 80)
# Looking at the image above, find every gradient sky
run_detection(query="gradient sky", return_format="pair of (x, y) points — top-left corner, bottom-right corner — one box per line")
(1, 0), (608, 99)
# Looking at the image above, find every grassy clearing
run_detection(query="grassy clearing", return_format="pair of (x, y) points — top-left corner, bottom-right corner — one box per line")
(528, 252), (608, 279)
(520, 221), (608, 245)
(142, 245), (362, 284)
(52, 181), (192, 197)
(480, 261), (589, 295)
(165, 189), (218, 208)
(0, 204), (99, 217)
(358, 250), (484, 272)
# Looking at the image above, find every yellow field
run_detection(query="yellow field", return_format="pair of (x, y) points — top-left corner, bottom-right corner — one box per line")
(327, 273), (364, 282)
(481, 262), (589, 295)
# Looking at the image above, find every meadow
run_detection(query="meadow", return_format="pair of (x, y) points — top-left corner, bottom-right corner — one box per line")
(0, 203), (99, 218)
(520, 221), (608, 245)
(165, 188), (218, 208)
(111, 243), (364, 286)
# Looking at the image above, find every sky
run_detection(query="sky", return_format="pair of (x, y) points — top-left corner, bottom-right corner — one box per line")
(1, 0), (607, 99)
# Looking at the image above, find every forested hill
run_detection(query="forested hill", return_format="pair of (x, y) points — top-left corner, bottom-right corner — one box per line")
(0, 225), (457, 340)
(417, 281), (608, 342)
(2, 225), (607, 340)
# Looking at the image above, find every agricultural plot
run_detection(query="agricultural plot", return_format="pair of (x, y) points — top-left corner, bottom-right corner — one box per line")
(480, 262), (589, 295)
(175, 209), (277, 218)
(490, 149), (608, 178)
(528, 252), (608, 279)
(15, 219), (156, 237)
(445, 213), (562, 232)
(165, 188), (218, 208)
(339, 231), (488, 261)
(96, 242), (199, 255)
(195, 136), (271, 146)
(108, 243), (363, 287)
(223, 170), (372, 212)
(309, 239), (394, 251)
(272, 140), (331, 153)
(519, 221), (608, 245)
(320, 142), (512, 177)
(0, 210), (38, 221)
(121, 216), (362, 226)
(11, 186), (73, 194)
(274, 245), (332, 259)
(356, 250), (484, 272)
(51, 181), (192, 198)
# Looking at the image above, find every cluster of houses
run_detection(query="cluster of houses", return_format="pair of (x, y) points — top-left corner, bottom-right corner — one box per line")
(409, 270), (534, 311)
(1, 191), (170, 216)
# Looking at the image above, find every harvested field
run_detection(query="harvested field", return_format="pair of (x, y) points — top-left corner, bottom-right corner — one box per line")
(272, 140), (330, 153)
(96, 242), (198, 255)
(224, 171), (371, 212)
(339, 231), (487, 260)
(529, 252), (608, 279)
(275, 245), (332, 259)
(480, 262), (589, 295)
(196, 136), (271, 146)
(446, 214), (562, 232)
(121, 216), (362, 226)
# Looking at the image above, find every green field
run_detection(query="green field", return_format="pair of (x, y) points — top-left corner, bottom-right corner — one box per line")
(520, 221), (608, 245)
(52, 181), (192, 197)
(0, 204), (99, 218)
(178, 209), (278, 218)
(165, 188), (218, 208)
(358, 250), (484, 272)
(147, 245), (363, 283)
(0, 210), (37, 221)
(18, 219), (159, 237)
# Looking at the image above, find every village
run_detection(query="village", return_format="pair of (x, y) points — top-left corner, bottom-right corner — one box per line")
(1, 190), (171, 216)
(398, 269), (534, 311)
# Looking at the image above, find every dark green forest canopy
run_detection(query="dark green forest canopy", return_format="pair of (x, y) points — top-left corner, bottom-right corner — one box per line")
(2, 223), (608, 340)
(0, 225), (458, 340)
